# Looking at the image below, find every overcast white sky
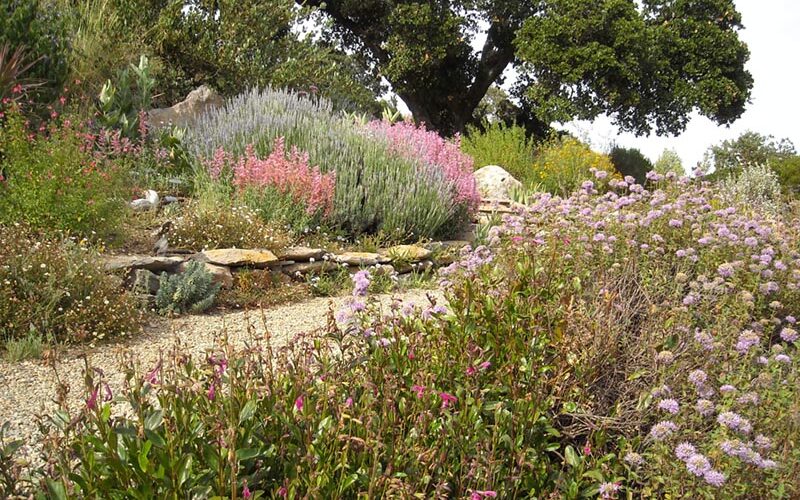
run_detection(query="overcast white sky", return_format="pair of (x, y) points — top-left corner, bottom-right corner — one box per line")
(561, 0), (800, 169)
(390, 1), (799, 170)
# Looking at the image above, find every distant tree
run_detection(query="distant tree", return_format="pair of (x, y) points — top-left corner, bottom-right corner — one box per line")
(609, 146), (653, 184)
(108, 0), (382, 111)
(654, 148), (684, 176)
(302, 0), (752, 136)
(704, 131), (796, 176)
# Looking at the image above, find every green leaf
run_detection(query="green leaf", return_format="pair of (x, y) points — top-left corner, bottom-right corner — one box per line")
(46, 479), (68, 500)
(239, 400), (257, 424)
(138, 440), (152, 472)
(177, 454), (193, 487)
(144, 429), (166, 448)
(564, 445), (580, 468)
(236, 448), (261, 461)
(144, 409), (163, 431)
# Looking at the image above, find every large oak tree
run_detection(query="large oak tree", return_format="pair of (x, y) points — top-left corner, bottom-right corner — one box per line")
(303, 0), (753, 136)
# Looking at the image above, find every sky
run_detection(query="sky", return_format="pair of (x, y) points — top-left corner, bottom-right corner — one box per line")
(389, 1), (800, 170)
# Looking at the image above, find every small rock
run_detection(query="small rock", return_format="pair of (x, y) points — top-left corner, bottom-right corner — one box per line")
(132, 269), (160, 295)
(130, 199), (155, 212)
(474, 165), (523, 200)
(334, 252), (390, 266)
(102, 255), (185, 273)
(380, 245), (432, 263)
(163, 196), (179, 204)
(144, 190), (159, 206)
(201, 248), (278, 267)
(179, 261), (233, 289)
(277, 246), (326, 262)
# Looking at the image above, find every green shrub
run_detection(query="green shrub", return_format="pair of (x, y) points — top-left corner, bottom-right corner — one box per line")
(0, 107), (130, 239)
(3, 330), (45, 362)
(461, 121), (538, 185)
(188, 88), (466, 239)
(170, 197), (290, 252)
(56, 0), (144, 99)
(532, 135), (618, 195)
(96, 55), (155, 139)
(0, 224), (141, 345)
(0, 0), (69, 103)
(155, 261), (220, 315)
(608, 145), (653, 184)
(653, 148), (684, 175)
(772, 155), (800, 195)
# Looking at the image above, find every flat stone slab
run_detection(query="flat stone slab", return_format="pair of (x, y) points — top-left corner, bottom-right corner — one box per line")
(276, 246), (326, 262)
(394, 259), (435, 274)
(201, 249), (278, 267)
(334, 252), (390, 266)
(283, 261), (341, 276)
(380, 245), (432, 263)
(102, 255), (185, 272)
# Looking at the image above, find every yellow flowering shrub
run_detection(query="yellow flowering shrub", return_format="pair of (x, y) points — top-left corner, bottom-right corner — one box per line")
(532, 136), (618, 195)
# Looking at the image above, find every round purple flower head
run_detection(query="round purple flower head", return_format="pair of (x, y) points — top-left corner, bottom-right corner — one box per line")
(780, 327), (798, 343)
(688, 369), (707, 386)
(649, 420), (678, 441)
(675, 442), (696, 461)
(685, 454), (712, 477)
(703, 469), (726, 487)
(695, 399), (715, 417)
(657, 398), (680, 414)
(624, 451), (644, 467)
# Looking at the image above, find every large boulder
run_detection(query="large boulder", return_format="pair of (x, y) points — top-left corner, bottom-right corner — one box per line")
(474, 165), (522, 200)
(147, 85), (223, 129)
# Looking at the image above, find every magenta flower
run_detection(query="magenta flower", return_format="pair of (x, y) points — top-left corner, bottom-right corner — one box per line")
(438, 392), (457, 409)
(412, 385), (426, 398)
(471, 490), (497, 499)
(242, 482), (252, 499)
(466, 365), (476, 376)
(345, 397), (353, 408)
(294, 395), (304, 411)
(478, 361), (491, 370)
(86, 387), (99, 410)
(207, 383), (216, 401)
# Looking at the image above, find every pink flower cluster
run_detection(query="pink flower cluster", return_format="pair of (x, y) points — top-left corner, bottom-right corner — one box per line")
(209, 138), (336, 217)
(369, 120), (479, 210)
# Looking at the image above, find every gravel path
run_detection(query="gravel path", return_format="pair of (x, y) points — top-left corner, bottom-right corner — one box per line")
(0, 289), (443, 462)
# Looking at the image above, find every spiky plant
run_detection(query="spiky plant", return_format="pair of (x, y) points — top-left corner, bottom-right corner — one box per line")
(0, 43), (42, 102)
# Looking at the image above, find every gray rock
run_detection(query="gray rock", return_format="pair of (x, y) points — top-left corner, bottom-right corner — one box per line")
(163, 196), (179, 204)
(130, 199), (155, 212)
(474, 165), (522, 200)
(147, 85), (224, 129)
(102, 255), (185, 273)
(283, 261), (340, 277)
(277, 246), (326, 262)
(334, 252), (391, 266)
(133, 269), (160, 295)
